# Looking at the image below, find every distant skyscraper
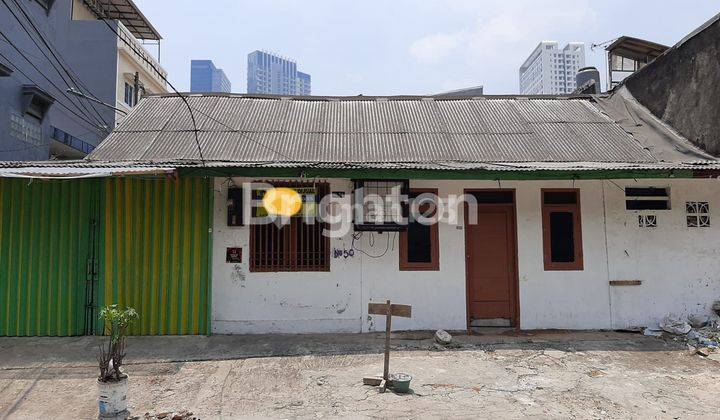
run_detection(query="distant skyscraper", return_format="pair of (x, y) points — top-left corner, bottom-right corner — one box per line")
(247, 51), (312, 95)
(191, 60), (231, 93)
(296, 71), (311, 96)
(519, 42), (585, 95)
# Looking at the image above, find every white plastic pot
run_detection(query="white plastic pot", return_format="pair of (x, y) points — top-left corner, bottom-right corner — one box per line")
(97, 375), (129, 418)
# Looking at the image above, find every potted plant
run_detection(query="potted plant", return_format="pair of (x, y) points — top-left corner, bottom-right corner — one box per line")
(97, 305), (138, 418)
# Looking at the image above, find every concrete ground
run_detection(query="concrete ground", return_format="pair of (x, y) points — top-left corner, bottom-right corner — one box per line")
(1, 331), (719, 419)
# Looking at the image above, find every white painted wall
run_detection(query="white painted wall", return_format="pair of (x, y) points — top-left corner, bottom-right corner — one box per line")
(211, 176), (720, 334)
(211, 178), (363, 334)
(604, 178), (720, 330)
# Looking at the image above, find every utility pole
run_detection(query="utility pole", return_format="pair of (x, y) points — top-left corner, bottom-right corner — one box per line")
(133, 72), (140, 105)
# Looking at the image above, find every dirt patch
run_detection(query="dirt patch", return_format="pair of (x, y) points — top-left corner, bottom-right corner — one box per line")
(1, 333), (718, 418)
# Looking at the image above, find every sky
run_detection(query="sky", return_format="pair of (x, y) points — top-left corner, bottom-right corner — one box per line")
(133, 0), (720, 96)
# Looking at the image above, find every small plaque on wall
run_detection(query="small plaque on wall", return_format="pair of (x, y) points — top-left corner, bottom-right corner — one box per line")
(226, 247), (242, 263)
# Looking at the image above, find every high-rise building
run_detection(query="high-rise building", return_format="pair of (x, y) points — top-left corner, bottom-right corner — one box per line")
(247, 51), (311, 95)
(191, 60), (231, 93)
(519, 42), (585, 95)
(296, 71), (311, 96)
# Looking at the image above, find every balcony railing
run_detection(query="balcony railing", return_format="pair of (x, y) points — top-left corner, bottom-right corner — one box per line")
(52, 126), (95, 155)
(115, 20), (167, 87)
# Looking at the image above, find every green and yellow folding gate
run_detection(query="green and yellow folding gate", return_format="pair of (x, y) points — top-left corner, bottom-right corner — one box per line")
(0, 176), (212, 337)
(0, 178), (101, 336)
(98, 177), (211, 335)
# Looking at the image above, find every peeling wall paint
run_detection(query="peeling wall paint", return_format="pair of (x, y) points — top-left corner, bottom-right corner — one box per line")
(211, 177), (720, 333)
(603, 178), (720, 329)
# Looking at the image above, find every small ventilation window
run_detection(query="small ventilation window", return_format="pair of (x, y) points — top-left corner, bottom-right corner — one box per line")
(686, 202), (710, 228)
(21, 85), (54, 121)
(625, 187), (670, 210)
(0, 62), (12, 77)
(638, 214), (657, 228)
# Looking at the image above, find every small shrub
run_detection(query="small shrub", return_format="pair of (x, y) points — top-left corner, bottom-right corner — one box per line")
(97, 305), (138, 382)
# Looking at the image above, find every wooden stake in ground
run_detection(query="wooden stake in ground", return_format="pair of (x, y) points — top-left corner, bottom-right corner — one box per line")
(363, 300), (412, 393)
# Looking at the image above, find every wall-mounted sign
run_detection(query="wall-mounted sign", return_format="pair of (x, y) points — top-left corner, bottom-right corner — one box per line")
(226, 247), (242, 263)
(254, 187), (318, 217)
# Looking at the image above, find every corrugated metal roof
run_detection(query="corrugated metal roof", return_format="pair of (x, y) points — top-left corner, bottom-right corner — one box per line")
(4, 160), (720, 173)
(0, 166), (174, 179)
(88, 95), (670, 164)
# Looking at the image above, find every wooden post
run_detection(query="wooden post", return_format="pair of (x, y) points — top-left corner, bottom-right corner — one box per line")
(364, 300), (412, 392)
(383, 299), (392, 380)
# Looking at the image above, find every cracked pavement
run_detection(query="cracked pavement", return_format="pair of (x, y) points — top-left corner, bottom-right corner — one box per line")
(1, 331), (719, 418)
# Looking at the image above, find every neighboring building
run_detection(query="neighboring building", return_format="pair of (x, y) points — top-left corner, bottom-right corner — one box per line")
(0, 0), (166, 161)
(433, 85), (484, 98)
(519, 41), (585, 94)
(622, 13), (719, 156)
(605, 36), (669, 90)
(2, 13), (720, 338)
(573, 66), (601, 94)
(247, 50), (311, 95)
(190, 60), (231, 93)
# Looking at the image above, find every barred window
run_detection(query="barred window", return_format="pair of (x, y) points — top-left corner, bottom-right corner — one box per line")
(250, 182), (330, 272)
(353, 180), (409, 231)
(686, 202), (710, 228)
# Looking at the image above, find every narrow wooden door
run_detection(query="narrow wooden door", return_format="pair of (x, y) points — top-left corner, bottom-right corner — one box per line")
(465, 203), (518, 327)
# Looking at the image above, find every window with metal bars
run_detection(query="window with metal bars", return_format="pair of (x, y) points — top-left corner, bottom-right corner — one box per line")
(250, 182), (330, 272)
(353, 179), (409, 231)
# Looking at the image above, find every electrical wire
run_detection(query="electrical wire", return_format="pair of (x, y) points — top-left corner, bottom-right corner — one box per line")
(0, 35), (44, 61)
(1, 0), (109, 129)
(183, 105), (301, 162)
(0, 39), (107, 133)
(6, 0), (110, 127)
(0, 49), (106, 135)
(93, 16), (207, 168)
(90, 11), (323, 169)
(351, 231), (393, 259)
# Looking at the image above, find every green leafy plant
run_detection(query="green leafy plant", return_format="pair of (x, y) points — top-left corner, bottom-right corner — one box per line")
(97, 305), (138, 382)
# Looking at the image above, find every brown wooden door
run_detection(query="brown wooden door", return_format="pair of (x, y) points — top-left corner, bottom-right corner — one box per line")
(465, 203), (518, 327)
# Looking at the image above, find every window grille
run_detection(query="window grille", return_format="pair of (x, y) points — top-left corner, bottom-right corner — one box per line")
(353, 180), (409, 231)
(250, 181), (329, 272)
(686, 202), (710, 228)
(638, 214), (657, 228)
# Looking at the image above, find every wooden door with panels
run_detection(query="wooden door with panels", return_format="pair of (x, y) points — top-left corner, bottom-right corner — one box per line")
(464, 190), (519, 328)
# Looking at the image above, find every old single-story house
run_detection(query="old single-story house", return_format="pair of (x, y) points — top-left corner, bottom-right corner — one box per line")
(1, 13), (719, 337)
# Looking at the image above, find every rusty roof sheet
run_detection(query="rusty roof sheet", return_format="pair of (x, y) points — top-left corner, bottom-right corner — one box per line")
(87, 94), (708, 166)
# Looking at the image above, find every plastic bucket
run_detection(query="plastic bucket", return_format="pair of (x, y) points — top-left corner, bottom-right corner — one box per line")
(389, 373), (412, 393)
(98, 376), (129, 418)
